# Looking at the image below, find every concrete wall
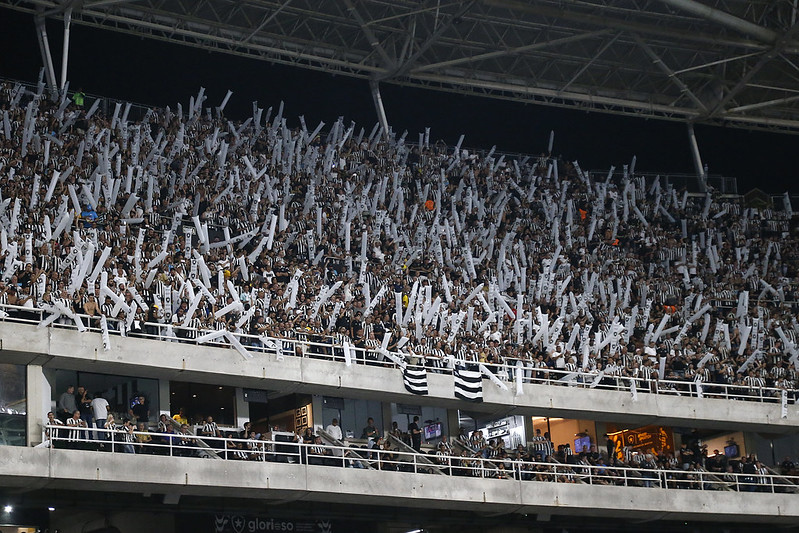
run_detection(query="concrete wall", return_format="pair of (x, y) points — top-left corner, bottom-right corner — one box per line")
(1, 322), (797, 433)
(51, 511), (175, 533)
(0, 446), (797, 524)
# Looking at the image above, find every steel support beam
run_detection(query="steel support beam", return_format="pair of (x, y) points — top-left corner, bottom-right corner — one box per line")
(686, 123), (706, 192)
(560, 33), (619, 93)
(369, 79), (390, 141)
(59, 6), (72, 90)
(242, 0), (293, 44)
(727, 94), (799, 114)
(708, 23), (799, 117)
(412, 30), (612, 73)
(382, 0), (476, 80)
(344, 0), (395, 69)
(633, 34), (707, 113)
(656, 0), (778, 44)
(672, 51), (760, 75)
(485, 0), (776, 52)
(34, 14), (57, 91)
(85, 0), (138, 7)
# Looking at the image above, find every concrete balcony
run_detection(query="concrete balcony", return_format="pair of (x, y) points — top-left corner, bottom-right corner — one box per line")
(0, 321), (796, 432)
(0, 445), (797, 524)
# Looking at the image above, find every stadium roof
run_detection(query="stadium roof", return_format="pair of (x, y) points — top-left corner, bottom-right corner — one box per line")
(5, 0), (799, 134)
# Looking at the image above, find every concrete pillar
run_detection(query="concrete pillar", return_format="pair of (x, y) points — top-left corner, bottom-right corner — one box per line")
(234, 387), (250, 430)
(26, 364), (51, 446)
(595, 421), (609, 456)
(523, 414), (535, 445)
(446, 408), (460, 440)
(311, 394), (324, 430)
(158, 379), (171, 417)
(381, 401), (393, 438)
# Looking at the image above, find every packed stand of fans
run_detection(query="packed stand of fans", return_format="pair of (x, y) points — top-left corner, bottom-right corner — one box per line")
(1, 79), (799, 400)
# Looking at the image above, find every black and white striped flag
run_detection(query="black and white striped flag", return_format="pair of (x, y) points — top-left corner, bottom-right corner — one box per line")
(403, 365), (429, 396)
(454, 368), (483, 402)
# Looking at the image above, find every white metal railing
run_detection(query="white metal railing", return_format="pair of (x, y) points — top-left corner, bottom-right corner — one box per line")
(41, 425), (799, 494)
(3, 302), (795, 405)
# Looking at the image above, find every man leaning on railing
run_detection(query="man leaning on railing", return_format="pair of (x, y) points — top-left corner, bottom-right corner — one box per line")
(65, 410), (88, 449)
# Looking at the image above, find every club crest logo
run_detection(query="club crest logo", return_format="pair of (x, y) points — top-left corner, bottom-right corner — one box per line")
(231, 515), (246, 533)
(214, 515), (228, 533)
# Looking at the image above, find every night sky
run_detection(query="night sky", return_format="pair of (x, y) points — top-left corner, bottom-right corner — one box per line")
(1, 8), (797, 193)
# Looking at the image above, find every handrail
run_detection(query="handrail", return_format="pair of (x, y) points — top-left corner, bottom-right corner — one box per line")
(40, 425), (799, 493)
(693, 464), (735, 492)
(2, 302), (796, 406)
(764, 464), (799, 489)
(448, 437), (509, 480)
(384, 433), (448, 475)
(316, 428), (375, 470)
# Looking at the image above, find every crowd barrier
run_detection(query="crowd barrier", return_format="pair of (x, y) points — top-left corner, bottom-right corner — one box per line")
(2, 303), (795, 405)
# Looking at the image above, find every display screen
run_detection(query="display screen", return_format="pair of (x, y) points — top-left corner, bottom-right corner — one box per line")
(574, 435), (591, 453)
(424, 422), (442, 440)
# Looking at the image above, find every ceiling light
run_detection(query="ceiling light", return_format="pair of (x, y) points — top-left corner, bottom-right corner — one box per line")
(48, 507), (55, 512)
(3, 505), (12, 513)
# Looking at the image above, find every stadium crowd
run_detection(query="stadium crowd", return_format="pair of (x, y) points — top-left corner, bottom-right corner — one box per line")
(1, 79), (799, 400)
